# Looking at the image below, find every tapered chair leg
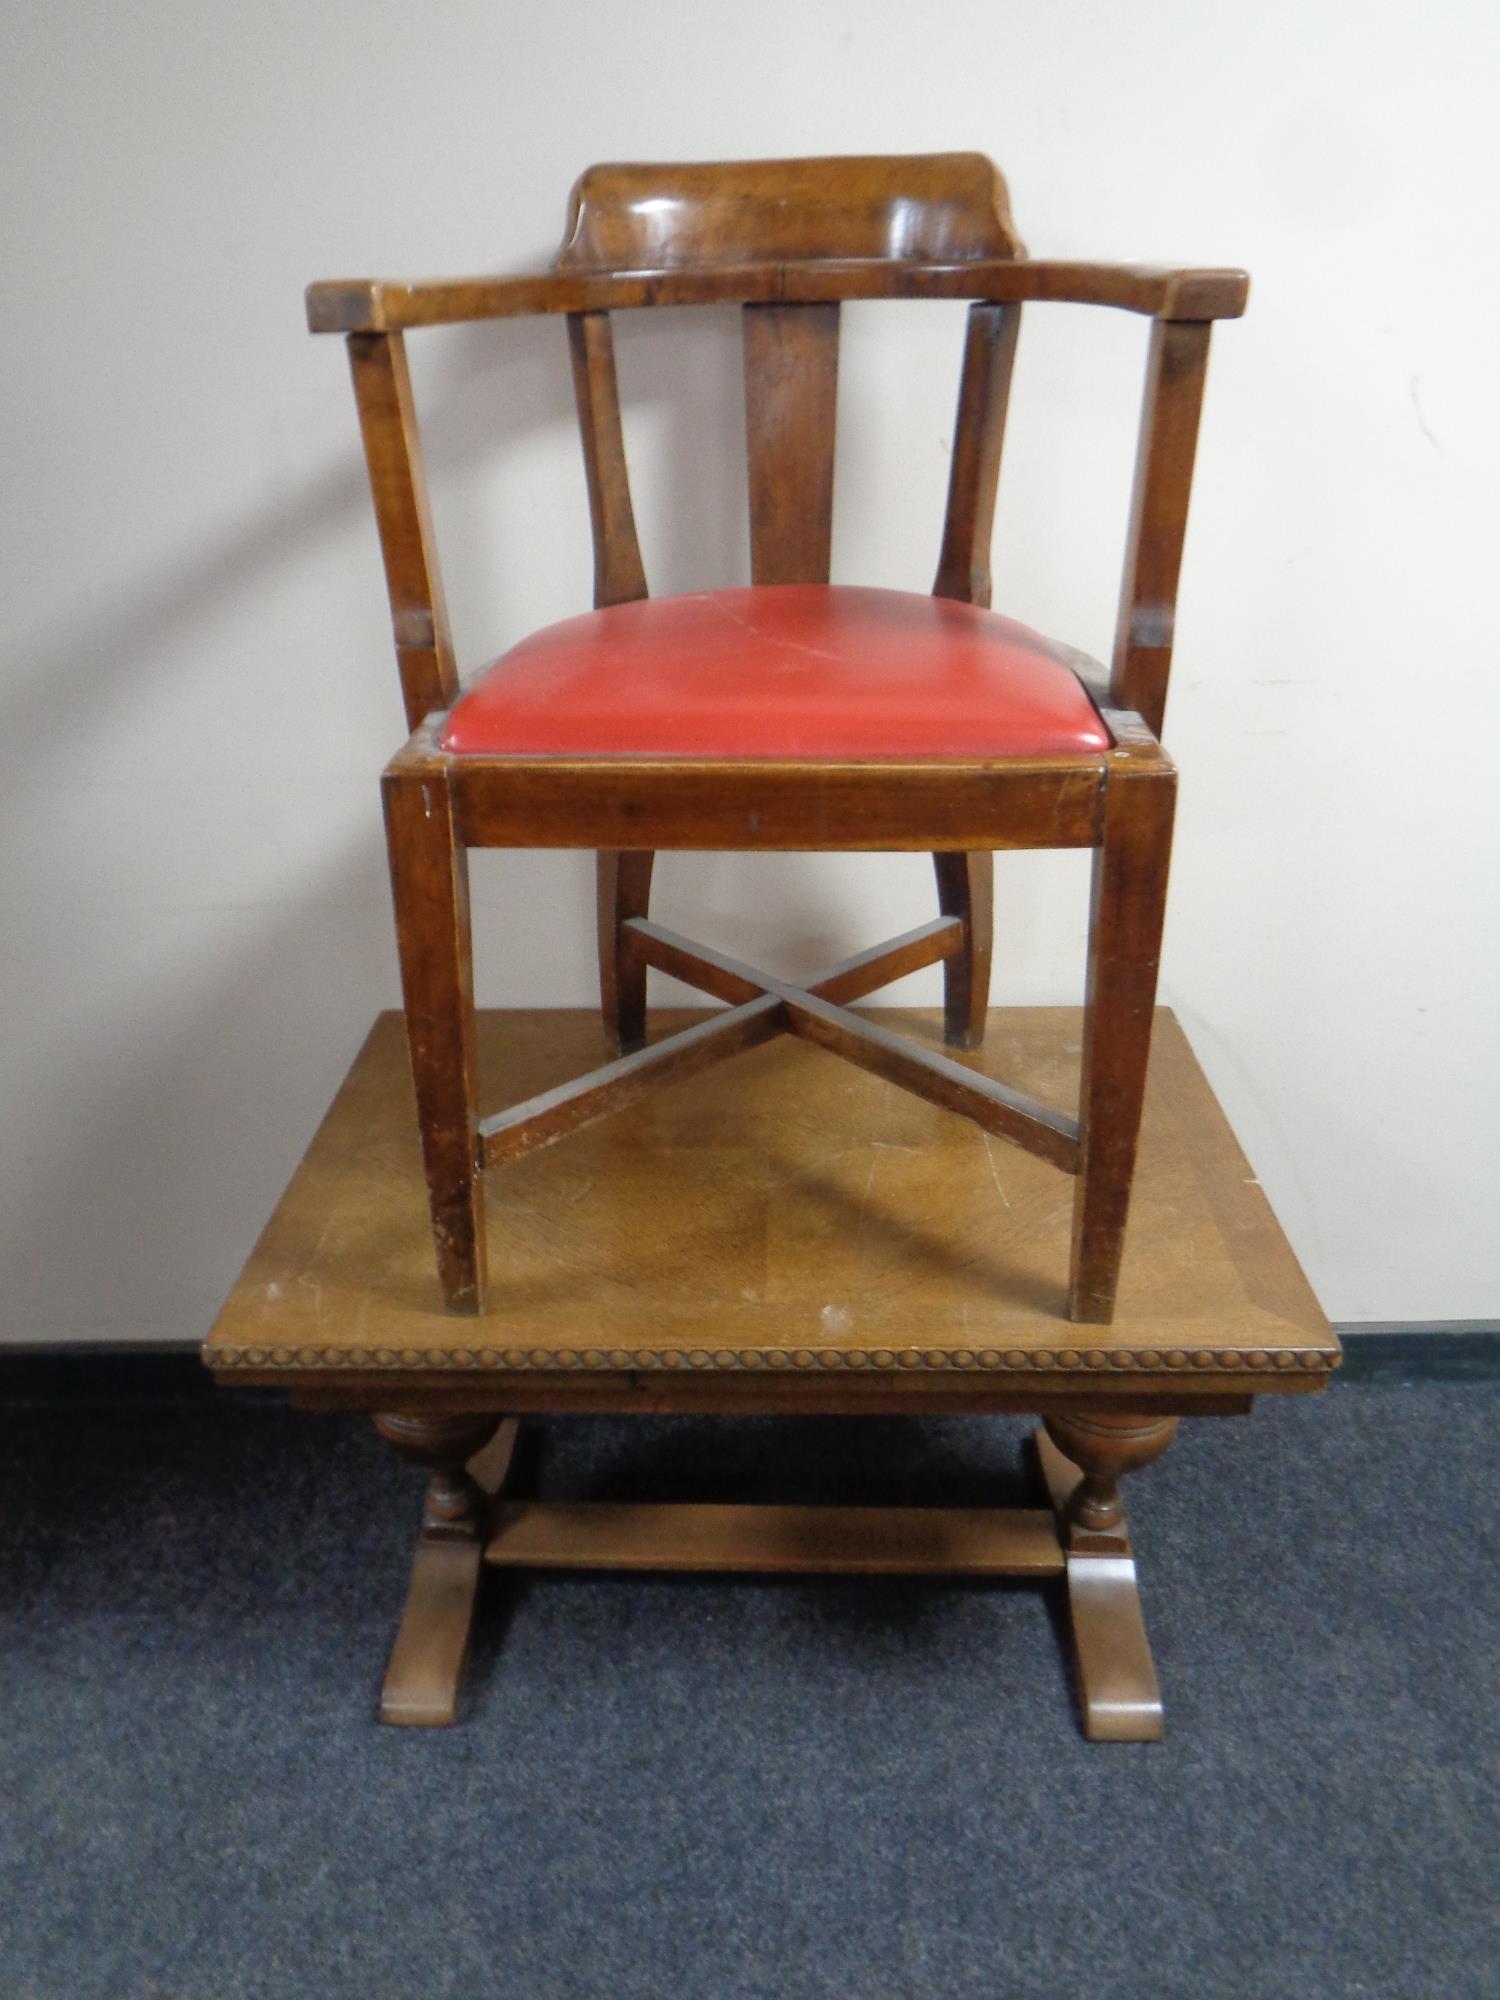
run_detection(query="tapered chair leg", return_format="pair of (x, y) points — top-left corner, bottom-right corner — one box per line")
(1067, 757), (1176, 1322)
(383, 760), (488, 1313)
(597, 849), (656, 1054)
(933, 850), (994, 1050)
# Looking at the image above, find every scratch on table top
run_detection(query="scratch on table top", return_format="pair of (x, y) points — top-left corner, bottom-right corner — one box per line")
(980, 1132), (1012, 1210)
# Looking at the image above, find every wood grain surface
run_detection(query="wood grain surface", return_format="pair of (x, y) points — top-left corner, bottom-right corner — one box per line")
(204, 1008), (1337, 1393)
(485, 1501), (1065, 1576)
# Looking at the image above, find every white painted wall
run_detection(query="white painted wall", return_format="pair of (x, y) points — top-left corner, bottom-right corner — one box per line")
(3, 0), (1496, 1341)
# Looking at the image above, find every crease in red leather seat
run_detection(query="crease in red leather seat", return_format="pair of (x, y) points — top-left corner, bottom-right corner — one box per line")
(439, 585), (1111, 759)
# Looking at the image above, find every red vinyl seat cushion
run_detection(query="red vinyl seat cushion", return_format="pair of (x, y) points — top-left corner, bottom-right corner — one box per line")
(439, 584), (1110, 759)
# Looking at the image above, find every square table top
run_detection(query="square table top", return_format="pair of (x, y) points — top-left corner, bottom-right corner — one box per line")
(203, 1008), (1338, 1406)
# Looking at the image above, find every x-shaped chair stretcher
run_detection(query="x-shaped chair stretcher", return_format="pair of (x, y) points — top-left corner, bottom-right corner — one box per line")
(477, 915), (1078, 1175)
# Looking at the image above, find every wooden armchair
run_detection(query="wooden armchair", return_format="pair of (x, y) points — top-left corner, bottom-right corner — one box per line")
(308, 153), (1247, 1327)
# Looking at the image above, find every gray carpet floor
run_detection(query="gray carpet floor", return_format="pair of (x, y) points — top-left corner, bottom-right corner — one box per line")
(2, 1382), (1495, 1999)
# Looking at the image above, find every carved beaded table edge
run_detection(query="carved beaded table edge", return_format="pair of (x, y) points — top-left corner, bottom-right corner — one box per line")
(202, 1005), (1339, 1741)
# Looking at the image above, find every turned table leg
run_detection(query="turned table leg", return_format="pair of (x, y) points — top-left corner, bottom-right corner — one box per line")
(1037, 1412), (1178, 1742)
(373, 1411), (518, 1727)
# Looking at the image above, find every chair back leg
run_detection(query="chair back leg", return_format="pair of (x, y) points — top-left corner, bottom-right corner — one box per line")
(933, 850), (995, 1050)
(596, 850), (656, 1053)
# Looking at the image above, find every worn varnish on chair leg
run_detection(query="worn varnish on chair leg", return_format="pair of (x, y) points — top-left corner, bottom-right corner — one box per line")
(383, 741), (488, 1314)
(1068, 722), (1177, 1323)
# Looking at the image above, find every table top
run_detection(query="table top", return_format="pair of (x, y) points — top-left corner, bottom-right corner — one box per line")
(203, 1008), (1338, 1401)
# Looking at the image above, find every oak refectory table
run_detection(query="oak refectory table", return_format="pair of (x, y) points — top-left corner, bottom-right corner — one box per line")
(202, 1005), (1339, 1740)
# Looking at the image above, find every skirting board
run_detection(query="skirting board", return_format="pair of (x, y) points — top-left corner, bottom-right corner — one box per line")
(1326, 1323), (1500, 1386)
(0, 1326), (1495, 1404)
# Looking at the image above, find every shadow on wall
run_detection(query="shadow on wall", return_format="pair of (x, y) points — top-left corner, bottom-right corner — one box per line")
(2, 305), (932, 1344)
(0, 316), (575, 1343)
(1, 315), (582, 764)
(2, 841), (390, 1344)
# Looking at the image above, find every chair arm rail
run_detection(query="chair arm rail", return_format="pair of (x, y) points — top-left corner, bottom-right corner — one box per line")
(307, 259), (1249, 334)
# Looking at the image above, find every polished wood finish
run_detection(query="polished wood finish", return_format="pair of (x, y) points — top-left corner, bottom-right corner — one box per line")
(517, 914), (943, 1146)
(743, 302), (840, 585)
(374, 1409), (505, 1529)
(781, 989), (1079, 1172)
(316, 156), (1242, 1324)
(606, 912), (1078, 1168)
(625, 914), (961, 1007)
(345, 333), (458, 733)
(381, 744), (486, 1314)
(933, 851), (995, 1049)
(487, 1501), (1063, 1576)
(481, 917), (964, 1166)
(448, 749), (1108, 851)
(752, 915), (962, 1004)
(1069, 719), (1177, 1321)
(555, 153), (1023, 271)
(1035, 1425), (1164, 1741)
(566, 312), (648, 610)
(378, 1416), (515, 1726)
(595, 848), (654, 1053)
(1110, 320), (1213, 737)
(479, 995), (782, 1164)
(307, 260), (1248, 336)
(204, 1008), (1334, 1736)
(934, 302), (1022, 608)
(1042, 1409), (1179, 1532)
(203, 1008), (1337, 1396)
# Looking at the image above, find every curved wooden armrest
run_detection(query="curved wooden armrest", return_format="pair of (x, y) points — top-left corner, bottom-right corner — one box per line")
(306, 259), (1248, 335)
(794, 259), (1249, 320)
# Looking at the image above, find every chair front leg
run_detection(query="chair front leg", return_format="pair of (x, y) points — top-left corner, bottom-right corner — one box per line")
(1068, 756), (1176, 1323)
(933, 850), (994, 1050)
(596, 849), (655, 1054)
(383, 762), (488, 1314)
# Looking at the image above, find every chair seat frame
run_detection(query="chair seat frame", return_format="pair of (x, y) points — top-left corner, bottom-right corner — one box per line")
(383, 702), (1174, 1325)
